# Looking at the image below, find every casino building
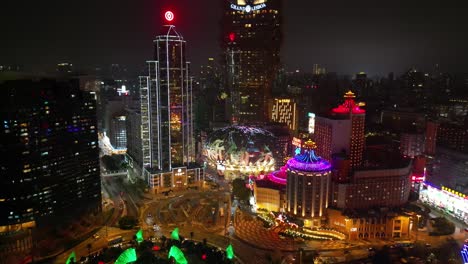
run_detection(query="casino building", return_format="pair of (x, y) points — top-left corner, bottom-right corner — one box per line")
(314, 91), (365, 170)
(286, 140), (332, 227)
(222, 0), (282, 123)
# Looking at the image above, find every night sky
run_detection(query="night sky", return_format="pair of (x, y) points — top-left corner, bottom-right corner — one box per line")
(1, 0), (467, 76)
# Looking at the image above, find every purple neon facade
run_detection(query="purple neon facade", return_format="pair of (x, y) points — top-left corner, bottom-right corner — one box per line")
(267, 166), (287, 185)
(266, 150), (331, 185)
(286, 150), (331, 172)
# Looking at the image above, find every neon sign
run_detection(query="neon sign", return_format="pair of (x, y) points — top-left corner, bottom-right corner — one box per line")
(308, 113), (315, 134)
(164, 11), (174, 22)
(292, 137), (302, 148)
(442, 186), (467, 199)
(230, 3), (267, 13)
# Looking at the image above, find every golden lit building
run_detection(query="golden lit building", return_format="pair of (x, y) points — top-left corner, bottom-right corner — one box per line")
(253, 174), (286, 212)
(269, 98), (298, 133)
(328, 209), (412, 240)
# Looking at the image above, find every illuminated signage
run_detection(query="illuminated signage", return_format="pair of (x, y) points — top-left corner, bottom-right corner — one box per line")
(172, 167), (186, 177)
(230, 3), (267, 12)
(292, 137), (302, 148)
(278, 99), (291, 103)
(442, 186), (467, 198)
(164, 11), (174, 22)
(461, 244), (468, 264)
(308, 113), (315, 134)
(333, 221), (345, 227)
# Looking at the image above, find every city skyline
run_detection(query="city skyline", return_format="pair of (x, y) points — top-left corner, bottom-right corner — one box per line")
(1, 0), (467, 75)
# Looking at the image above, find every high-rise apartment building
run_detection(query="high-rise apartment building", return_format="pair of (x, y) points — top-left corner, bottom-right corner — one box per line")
(222, 0), (282, 123)
(135, 13), (202, 189)
(109, 115), (127, 150)
(314, 91), (365, 169)
(0, 79), (101, 257)
(425, 121), (438, 156)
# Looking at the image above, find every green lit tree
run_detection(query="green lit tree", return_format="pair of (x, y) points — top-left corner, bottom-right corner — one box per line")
(115, 248), (137, 264)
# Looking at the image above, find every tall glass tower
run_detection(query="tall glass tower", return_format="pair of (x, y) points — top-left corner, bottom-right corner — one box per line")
(140, 20), (195, 177)
(222, 0), (282, 123)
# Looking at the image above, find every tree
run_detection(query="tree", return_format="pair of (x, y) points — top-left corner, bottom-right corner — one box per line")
(232, 178), (251, 203)
(161, 236), (167, 248)
(430, 217), (455, 235)
(86, 243), (92, 256)
(372, 246), (393, 264)
(118, 216), (138, 230)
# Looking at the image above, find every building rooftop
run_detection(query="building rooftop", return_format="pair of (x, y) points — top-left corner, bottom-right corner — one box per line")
(331, 90), (365, 115)
(255, 178), (286, 191)
(286, 140), (331, 172)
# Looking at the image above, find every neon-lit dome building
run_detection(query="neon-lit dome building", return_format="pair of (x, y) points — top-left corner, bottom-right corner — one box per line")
(203, 126), (276, 179)
(286, 140), (331, 226)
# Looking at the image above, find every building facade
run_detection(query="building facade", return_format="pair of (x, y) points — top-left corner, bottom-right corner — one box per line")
(269, 98), (297, 133)
(332, 160), (412, 210)
(329, 209), (412, 241)
(400, 133), (425, 158)
(222, 0), (282, 123)
(314, 91), (365, 169)
(0, 79), (101, 258)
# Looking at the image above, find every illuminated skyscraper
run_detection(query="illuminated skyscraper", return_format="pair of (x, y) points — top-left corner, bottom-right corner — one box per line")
(137, 12), (200, 189)
(0, 79), (101, 258)
(222, 0), (282, 123)
(314, 91), (365, 169)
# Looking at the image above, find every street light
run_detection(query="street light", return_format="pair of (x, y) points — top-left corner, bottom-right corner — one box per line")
(416, 214), (421, 242)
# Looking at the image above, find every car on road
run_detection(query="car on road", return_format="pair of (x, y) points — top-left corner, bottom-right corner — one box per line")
(93, 234), (100, 240)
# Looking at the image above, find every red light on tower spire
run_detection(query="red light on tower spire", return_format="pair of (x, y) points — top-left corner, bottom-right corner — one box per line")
(229, 32), (236, 42)
(165, 11), (174, 22)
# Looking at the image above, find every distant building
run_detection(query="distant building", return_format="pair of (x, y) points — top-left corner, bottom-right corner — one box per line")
(222, 0), (282, 123)
(425, 121), (438, 156)
(125, 107), (142, 175)
(437, 122), (468, 152)
(400, 133), (425, 158)
(380, 108), (426, 133)
(0, 79), (101, 258)
(313, 64), (326, 75)
(109, 115), (126, 150)
(56, 62), (73, 74)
